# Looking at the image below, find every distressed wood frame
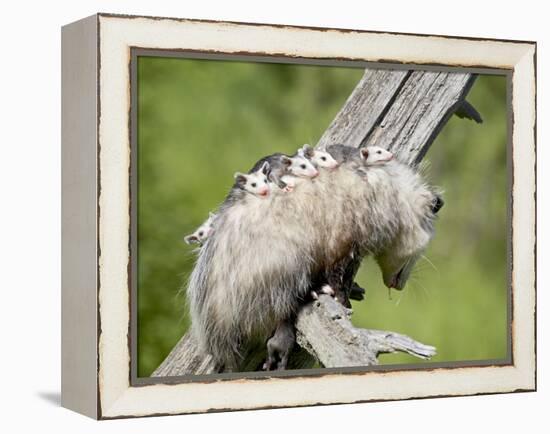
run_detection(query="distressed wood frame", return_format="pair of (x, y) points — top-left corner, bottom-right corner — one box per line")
(61, 13), (536, 419)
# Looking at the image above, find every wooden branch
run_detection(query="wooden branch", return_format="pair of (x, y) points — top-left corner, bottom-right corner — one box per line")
(295, 295), (435, 367)
(153, 334), (216, 377)
(152, 68), (479, 377)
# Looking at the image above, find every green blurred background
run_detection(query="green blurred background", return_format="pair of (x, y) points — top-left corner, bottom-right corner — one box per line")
(137, 56), (508, 377)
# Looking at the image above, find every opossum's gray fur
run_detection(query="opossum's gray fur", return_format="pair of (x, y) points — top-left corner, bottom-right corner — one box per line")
(325, 144), (361, 164)
(249, 153), (291, 189)
(187, 152), (441, 369)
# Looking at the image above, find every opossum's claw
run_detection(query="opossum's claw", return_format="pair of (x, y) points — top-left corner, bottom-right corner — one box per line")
(284, 185), (294, 193)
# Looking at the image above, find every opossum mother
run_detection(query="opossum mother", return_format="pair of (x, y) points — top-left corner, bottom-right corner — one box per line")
(187, 154), (443, 370)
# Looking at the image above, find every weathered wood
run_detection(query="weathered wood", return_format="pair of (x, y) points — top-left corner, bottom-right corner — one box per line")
(152, 334), (216, 377)
(152, 67), (479, 377)
(296, 296), (436, 367)
(316, 69), (410, 150)
(362, 70), (477, 165)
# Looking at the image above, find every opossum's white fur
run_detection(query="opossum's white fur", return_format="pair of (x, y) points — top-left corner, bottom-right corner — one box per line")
(298, 144), (339, 169)
(362, 146), (394, 165)
(288, 155), (319, 179)
(188, 160), (440, 368)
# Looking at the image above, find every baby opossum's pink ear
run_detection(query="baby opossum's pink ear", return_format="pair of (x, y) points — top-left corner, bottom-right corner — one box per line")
(360, 148), (369, 160)
(234, 172), (247, 185)
(281, 156), (292, 166)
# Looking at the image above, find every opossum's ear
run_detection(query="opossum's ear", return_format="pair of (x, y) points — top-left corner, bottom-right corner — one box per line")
(360, 147), (369, 160)
(281, 156), (292, 167)
(301, 144), (315, 158)
(184, 234), (199, 245)
(260, 161), (270, 174)
(431, 194), (444, 214)
(234, 172), (247, 186)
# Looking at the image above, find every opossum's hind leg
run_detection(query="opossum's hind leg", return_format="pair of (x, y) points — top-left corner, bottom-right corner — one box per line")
(263, 320), (295, 371)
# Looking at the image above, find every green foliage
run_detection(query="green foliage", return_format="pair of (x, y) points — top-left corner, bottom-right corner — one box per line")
(137, 57), (508, 376)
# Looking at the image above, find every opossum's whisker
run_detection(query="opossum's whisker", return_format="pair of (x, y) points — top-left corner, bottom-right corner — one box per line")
(410, 264), (430, 278)
(395, 289), (406, 306)
(410, 276), (432, 300)
(420, 254), (439, 273)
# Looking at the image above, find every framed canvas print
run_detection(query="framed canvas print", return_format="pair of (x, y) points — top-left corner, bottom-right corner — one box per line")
(61, 13), (536, 419)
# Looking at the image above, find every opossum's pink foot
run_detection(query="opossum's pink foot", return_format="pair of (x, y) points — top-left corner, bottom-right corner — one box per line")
(309, 284), (336, 302)
(283, 185), (294, 193)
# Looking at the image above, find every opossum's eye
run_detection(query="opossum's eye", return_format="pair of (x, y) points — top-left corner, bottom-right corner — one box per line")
(198, 231), (204, 237)
(300, 164), (306, 169)
(377, 150), (382, 154)
(321, 156), (326, 161)
(251, 182), (257, 188)
(264, 178), (268, 183)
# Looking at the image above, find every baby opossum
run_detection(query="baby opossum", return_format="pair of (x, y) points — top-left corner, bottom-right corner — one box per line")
(250, 153), (318, 190)
(362, 146), (393, 165)
(278, 145), (336, 193)
(234, 161), (271, 197)
(184, 212), (217, 246)
(326, 144), (393, 167)
(187, 154), (443, 370)
(298, 144), (339, 169)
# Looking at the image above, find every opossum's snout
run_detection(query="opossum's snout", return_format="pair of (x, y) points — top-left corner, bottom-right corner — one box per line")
(380, 259), (415, 291)
(376, 245), (427, 291)
(258, 187), (269, 197)
(387, 265), (408, 290)
(311, 169), (319, 178)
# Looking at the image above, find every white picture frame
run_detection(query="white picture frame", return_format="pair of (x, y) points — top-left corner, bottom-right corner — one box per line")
(61, 13), (536, 419)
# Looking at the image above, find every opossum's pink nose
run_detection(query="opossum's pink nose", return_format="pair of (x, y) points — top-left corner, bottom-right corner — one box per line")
(259, 188), (269, 196)
(311, 170), (319, 178)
